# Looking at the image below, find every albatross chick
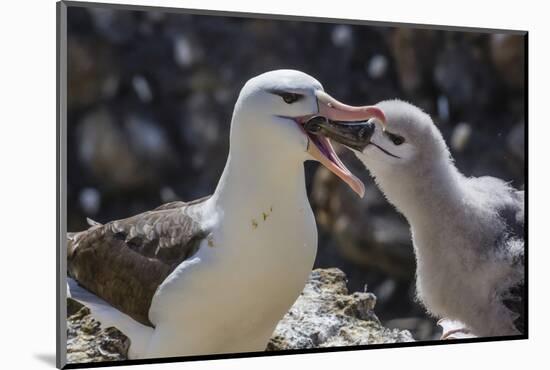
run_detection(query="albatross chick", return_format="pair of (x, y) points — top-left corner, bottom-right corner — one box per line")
(308, 99), (524, 338)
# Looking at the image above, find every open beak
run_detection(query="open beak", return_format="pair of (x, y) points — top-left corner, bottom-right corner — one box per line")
(304, 116), (376, 152)
(301, 91), (386, 198)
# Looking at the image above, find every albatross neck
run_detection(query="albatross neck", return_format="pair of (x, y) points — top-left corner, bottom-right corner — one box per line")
(211, 146), (309, 212)
(379, 156), (467, 231)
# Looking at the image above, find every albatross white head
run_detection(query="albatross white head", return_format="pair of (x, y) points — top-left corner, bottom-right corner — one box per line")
(226, 69), (386, 197)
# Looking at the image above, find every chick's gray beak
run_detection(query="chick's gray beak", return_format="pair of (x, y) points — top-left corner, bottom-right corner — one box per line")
(304, 116), (376, 152)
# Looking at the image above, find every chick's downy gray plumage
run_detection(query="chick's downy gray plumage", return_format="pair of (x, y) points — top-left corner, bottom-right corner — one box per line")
(354, 100), (524, 337)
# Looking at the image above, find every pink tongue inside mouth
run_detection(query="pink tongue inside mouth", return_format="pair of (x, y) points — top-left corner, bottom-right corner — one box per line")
(301, 91), (385, 198)
(310, 135), (353, 176)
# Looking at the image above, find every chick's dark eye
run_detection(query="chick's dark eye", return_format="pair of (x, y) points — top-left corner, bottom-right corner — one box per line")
(386, 132), (405, 146)
(281, 93), (301, 104)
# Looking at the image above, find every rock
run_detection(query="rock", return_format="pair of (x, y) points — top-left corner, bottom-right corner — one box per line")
(76, 108), (146, 190)
(173, 34), (195, 68)
(131, 75), (153, 103)
(450, 122), (472, 152)
(490, 34), (525, 90)
(66, 298), (130, 363)
(66, 269), (412, 362)
(433, 37), (498, 118)
(267, 268), (414, 350)
(76, 108), (177, 192)
(507, 122), (525, 161)
(79, 187), (101, 216)
(367, 54), (388, 80)
(389, 29), (437, 95)
(331, 25), (353, 47)
(67, 37), (116, 109)
(437, 95), (451, 122)
(88, 7), (136, 44)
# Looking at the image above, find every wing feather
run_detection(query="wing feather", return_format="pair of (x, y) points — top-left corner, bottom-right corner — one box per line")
(67, 197), (211, 327)
(469, 177), (525, 333)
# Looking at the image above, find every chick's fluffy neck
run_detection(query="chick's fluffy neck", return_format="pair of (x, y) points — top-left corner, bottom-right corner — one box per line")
(372, 154), (466, 234)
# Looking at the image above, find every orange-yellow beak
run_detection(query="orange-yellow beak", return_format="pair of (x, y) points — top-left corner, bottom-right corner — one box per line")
(303, 91), (386, 198)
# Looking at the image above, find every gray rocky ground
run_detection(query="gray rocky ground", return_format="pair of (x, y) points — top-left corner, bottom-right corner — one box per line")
(66, 298), (130, 363)
(67, 268), (413, 363)
(268, 268), (413, 350)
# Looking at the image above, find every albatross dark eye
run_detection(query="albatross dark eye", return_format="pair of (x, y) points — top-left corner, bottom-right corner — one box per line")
(386, 132), (405, 146)
(281, 93), (301, 104)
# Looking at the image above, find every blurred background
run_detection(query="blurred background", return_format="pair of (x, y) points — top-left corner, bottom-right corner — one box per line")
(66, 6), (525, 340)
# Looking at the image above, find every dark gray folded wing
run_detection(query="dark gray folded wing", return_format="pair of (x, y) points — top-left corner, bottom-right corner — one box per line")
(496, 189), (525, 334)
(500, 189), (524, 240)
(501, 281), (525, 334)
(471, 178), (525, 333)
(67, 196), (211, 327)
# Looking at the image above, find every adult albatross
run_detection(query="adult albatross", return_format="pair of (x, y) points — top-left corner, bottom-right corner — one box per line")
(67, 69), (386, 359)
(307, 99), (525, 338)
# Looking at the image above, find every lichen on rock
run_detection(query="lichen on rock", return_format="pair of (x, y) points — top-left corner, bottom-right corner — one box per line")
(66, 298), (130, 363)
(267, 268), (413, 350)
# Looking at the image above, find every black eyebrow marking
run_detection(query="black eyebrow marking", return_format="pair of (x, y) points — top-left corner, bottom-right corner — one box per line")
(384, 131), (405, 143)
(266, 89), (304, 97)
(267, 90), (305, 104)
(266, 89), (283, 95)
